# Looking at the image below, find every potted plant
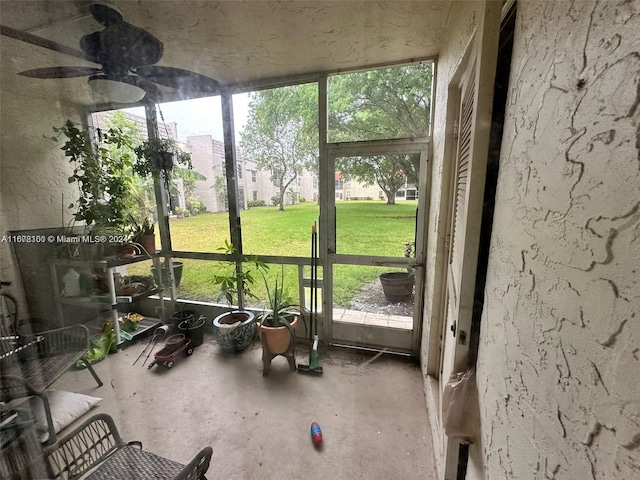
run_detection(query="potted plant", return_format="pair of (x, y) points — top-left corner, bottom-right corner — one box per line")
(257, 266), (307, 375)
(133, 137), (192, 177)
(175, 311), (206, 348)
(258, 267), (299, 349)
(151, 260), (184, 288)
(128, 215), (156, 254)
(380, 241), (415, 302)
(211, 240), (269, 353)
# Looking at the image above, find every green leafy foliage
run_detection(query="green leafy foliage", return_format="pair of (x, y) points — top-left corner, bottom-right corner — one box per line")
(240, 84), (318, 211)
(133, 137), (193, 177)
(128, 214), (155, 242)
(210, 239), (269, 309)
(52, 120), (135, 229)
(104, 112), (156, 222)
(259, 265), (306, 339)
(329, 64), (432, 203)
(239, 64), (432, 206)
(328, 64), (432, 142)
(186, 198), (207, 215)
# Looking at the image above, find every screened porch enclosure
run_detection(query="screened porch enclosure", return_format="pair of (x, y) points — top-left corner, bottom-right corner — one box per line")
(101, 62), (433, 356)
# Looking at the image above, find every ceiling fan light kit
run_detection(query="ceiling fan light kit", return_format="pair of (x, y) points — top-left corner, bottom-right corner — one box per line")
(88, 76), (146, 103)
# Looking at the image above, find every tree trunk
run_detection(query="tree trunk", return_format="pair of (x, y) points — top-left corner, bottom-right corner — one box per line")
(279, 184), (286, 211)
(381, 186), (397, 205)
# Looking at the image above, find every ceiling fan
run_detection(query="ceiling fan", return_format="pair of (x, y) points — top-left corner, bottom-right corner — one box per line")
(13, 1), (220, 103)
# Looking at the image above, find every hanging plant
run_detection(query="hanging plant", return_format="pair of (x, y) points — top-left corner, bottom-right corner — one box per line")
(133, 138), (192, 177)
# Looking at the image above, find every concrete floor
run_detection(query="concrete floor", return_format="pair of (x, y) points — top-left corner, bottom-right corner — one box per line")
(52, 330), (437, 479)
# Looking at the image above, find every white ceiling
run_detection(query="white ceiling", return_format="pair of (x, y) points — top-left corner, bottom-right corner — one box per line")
(0, 0), (450, 107)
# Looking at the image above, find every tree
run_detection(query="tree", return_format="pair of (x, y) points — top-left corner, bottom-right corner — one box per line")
(330, 64), (431, 201)
(340, 154), (417, 205)
(240, 64), (431, 206)
(240, 84), (318, 211)
(329, 64), (431, 142)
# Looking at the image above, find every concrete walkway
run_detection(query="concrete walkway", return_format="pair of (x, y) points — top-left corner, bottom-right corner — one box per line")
(334, 308), (413, 330)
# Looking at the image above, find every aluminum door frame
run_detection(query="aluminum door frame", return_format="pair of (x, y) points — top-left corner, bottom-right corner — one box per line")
(319, 138), (430, 355)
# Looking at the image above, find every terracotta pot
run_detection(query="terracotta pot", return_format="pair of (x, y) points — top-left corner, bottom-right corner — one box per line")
(259, 315), (298, 355)
(138, 234), (156, 254)
(117, 243), (136, 258)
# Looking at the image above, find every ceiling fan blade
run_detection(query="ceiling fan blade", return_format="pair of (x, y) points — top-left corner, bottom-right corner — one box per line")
(0, 25), (95, 63)
(18, 66), (102, 79)
(135, 66), (220, 94)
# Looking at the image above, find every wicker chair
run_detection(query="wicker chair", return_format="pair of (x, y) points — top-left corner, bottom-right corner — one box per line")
(45, 413), (212, 479)
(0, 290), (103, 445)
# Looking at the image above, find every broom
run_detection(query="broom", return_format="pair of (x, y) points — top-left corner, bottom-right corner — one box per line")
(298, 222), (323, 375)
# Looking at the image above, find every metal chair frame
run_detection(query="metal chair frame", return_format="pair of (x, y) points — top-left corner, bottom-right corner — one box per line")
(45, 413), (212, 480)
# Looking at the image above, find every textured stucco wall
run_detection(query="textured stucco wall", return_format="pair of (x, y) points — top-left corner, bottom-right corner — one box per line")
(0, 78), (83, 309)
(471, 1), (640, 478)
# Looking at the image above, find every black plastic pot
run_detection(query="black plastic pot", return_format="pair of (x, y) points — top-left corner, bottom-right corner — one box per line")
(170, 309), (195, 333)
(178, 315), (205, 348)
(151, 261), (183, 288)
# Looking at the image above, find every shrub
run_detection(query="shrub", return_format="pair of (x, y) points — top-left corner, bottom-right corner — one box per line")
(186, 198), (206, 216)
(271, 194), (281, 206)
(248, 200), (267, 208)
(299, 197), (306, 202)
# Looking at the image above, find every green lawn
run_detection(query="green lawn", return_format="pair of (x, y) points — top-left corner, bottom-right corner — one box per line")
(136, 201), (417, 308)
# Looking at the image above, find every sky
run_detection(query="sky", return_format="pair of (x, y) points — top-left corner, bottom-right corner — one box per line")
(123, 92), (251, 144)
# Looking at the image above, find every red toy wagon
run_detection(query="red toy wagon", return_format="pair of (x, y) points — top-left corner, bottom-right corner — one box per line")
(148, 334), (193, 369)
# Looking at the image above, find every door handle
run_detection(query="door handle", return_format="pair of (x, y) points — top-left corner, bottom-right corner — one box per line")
(450, 320), (457, 337)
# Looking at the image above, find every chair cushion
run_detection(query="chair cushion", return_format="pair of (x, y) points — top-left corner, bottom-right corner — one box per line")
(17, 389), (101, 442)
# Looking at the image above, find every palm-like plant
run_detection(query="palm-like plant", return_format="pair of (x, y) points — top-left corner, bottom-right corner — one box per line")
(259, 265), (306, 338)
(128, 214), (154, 243)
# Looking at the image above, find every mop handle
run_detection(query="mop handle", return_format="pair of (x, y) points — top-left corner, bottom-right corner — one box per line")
(313, 221), (318, 337)
(310, 223), (316, 344)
